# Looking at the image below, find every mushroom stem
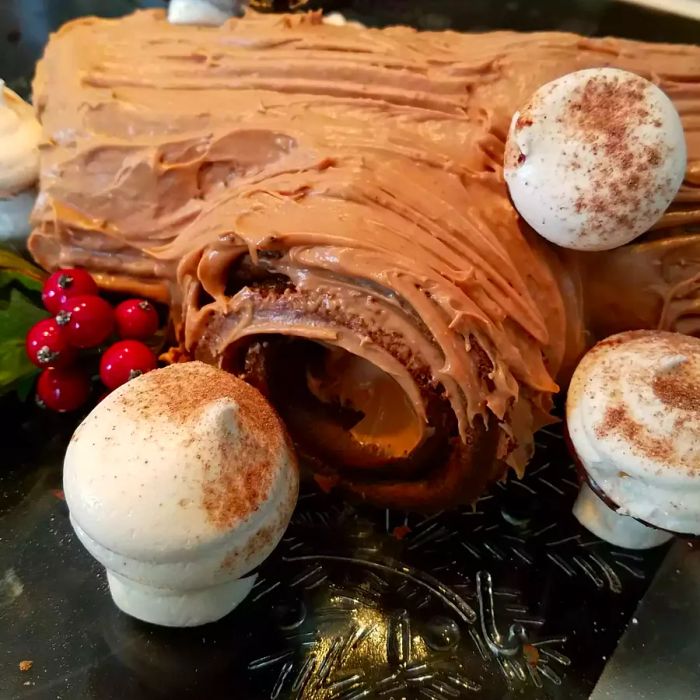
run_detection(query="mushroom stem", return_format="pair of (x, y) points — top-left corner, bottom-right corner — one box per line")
(573, 483), (673, 550)
(107, 570), (257, 628)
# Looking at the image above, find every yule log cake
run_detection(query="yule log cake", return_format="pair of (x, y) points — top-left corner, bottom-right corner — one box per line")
(28, 10), (700, 509)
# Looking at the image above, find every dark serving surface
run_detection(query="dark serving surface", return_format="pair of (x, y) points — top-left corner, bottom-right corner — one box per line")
(0, 2), (698, 699)
(0, 405), (669, 700)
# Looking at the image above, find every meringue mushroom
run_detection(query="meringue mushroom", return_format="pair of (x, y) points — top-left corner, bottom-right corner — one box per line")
(567, 331), (700, 549)
(0, 80), (41, 248)
(167, 0), (238, 25)
(505, 68), (686, 251)
(64, 362), (299, 626)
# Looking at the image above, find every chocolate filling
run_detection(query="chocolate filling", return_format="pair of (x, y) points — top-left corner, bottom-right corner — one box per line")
(208, 275), (501, 510)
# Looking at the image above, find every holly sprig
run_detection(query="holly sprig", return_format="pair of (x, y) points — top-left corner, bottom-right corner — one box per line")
(0, 248), (48, 399)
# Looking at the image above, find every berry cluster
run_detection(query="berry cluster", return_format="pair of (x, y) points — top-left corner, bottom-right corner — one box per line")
(26, 268), (159, 412)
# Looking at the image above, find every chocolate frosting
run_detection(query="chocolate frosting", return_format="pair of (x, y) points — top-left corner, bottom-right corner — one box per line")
(28, 10), (700, 508)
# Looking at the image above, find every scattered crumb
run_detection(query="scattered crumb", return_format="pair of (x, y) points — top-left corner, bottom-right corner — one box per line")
(19, 660), (33, 672)
(392, 525), (412, 540)
(523, 644), (540, 666)
(313, 473), (340, 494)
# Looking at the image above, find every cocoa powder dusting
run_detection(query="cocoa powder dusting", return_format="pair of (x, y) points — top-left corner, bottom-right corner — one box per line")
(565, 73), (670, 241)
(119, 361), (281, 430)
(219, 484), (295, 570)
(653, 366), (700, 412)
(199, 419), (283, 530)
(593, 331), (700, 467)
(219, 549), (239, 571)
(118, 362), (295, 530)
(597, 404), (673, 462)
(243, 523), (276, 560)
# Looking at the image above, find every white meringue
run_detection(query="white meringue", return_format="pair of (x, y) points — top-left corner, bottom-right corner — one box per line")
(168, 0), (238, 26)
(322, 13), (365, 28)
(323, 12), (349, 26)
(0, 81), (41, 247)
(504, 68), (686, 251)
(64, 362), (299, 627)
(567, 331), (700, 547)
(0, 81), (40, 194)
(0, 188), (36, 248)
(572, 483), (672, 550)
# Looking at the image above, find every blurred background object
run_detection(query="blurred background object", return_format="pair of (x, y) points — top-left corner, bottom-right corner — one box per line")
(619, 0), (700, 20)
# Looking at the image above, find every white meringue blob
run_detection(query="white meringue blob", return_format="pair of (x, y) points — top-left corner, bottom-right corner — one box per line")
(323, 12), (349, 26)
(0, 80), (41, 246)
(505, 68), (687, 251)
(168, 0), (238, 25)
(567, 331), (700, 548)
(0, 189), (37, 248)
(64, 362), (299, 626)
(322, 13), (365, 28)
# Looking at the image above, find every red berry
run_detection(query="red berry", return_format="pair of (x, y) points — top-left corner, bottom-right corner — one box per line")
(36, 367), (91, 412)
(42, 268), (98, 314)
(99, 340), (157, 390)
(25, 318), (76, 368)
(58, 295), (114, 349)
(115, 299), (159, 340)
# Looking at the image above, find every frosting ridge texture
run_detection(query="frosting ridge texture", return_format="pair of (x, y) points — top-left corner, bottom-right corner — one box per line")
(29, 10), (700, 508)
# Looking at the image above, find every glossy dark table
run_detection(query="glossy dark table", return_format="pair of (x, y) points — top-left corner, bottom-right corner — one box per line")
(0, 2), (698, 699)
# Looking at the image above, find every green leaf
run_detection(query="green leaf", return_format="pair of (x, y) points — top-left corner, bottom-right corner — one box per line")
(0, 269), (43, 294)
(14, 374), (37, 402)
(0, 248), (46, 309)
(0, 248), (46, 286)
(0, 286), (47, 397)
(0, 284), (47, 337)
(0, 247), (48, 398)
